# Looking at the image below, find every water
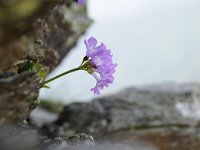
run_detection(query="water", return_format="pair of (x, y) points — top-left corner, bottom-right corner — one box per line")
(39, 0), (200, 104)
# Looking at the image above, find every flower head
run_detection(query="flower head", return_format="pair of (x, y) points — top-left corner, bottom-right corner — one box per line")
(83, 37), (117, 95)
(77, 0), (86, 5)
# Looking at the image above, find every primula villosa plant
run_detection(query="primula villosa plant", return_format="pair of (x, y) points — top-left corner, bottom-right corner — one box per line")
(43, 37), (117, 95)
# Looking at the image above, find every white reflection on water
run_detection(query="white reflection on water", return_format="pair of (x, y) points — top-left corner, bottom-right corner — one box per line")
(40, 0), (200, 104)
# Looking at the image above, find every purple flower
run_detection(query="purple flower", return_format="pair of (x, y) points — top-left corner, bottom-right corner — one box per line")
(77, 0), (86, 5)
(84, 37), (117, 95)
(84, 37), (97, 57)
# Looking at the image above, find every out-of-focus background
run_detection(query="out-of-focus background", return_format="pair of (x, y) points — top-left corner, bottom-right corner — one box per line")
(40, 0), (200, 103)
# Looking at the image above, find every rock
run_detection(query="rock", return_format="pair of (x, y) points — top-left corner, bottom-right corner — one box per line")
(56, 83), (200, 134)
(0, 125), (157, 150)
(42, 133), (95, 150)
(40, 3), (92, 64)
(0, 72), (40, 126)
(0, 125), (95, 150)
(0, 0), (91, 126)
(0, 0), (91, 70)
(56, 101), (108, 134)
(64, 133), (95, 148)
(0, 126), (39, 150)
(0, 0), (96, 149)
(43, 83), (200, 150)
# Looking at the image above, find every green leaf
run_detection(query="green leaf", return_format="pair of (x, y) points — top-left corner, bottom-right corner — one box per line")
(18, 60), (35, 72)
(18, 59), (49, 79)
(32, 60), (49, 79)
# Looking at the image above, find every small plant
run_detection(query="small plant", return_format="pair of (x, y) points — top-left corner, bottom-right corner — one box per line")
(18, 60), (49, 80)
(43, 37), (117, 95)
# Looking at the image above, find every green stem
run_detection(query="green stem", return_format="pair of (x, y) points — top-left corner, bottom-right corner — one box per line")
(43, 67), (81, 85)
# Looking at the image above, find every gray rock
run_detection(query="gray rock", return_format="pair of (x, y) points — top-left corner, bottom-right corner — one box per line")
(0, 0), (91, 126)
(0, 72), (41, 126)
(0, 126), (95, 150)
(43, 133), (95, 150)
(57, 83), (200, 134)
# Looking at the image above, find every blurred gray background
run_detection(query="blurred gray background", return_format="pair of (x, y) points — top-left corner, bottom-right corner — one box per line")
(40, 0), (200, 103)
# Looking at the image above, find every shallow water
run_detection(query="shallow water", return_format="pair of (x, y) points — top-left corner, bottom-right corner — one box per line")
(40, 0), (200, 104)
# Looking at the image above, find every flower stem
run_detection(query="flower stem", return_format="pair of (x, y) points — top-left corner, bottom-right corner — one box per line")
(43, 67), (81, 85)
